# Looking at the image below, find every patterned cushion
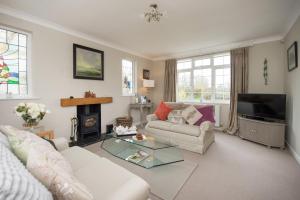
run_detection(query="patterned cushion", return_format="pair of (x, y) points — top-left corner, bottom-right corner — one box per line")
(0, 143), (53, 200)
(27, 147), (93, 200)
(167, 110), (186, 124)
(181, 105), (203, 125)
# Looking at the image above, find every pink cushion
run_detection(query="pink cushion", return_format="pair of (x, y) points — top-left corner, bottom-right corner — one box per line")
(194, 105), (215, 126)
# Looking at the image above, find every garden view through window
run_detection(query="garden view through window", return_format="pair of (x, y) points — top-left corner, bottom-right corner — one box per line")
(0, 27), (28, 97)
(177, 53), (231, 103)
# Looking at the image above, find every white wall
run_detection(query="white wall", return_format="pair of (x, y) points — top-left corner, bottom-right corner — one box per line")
(0, 13), (153, 138)
(248, 41), (285, 94)
(284, 16), (300, 162)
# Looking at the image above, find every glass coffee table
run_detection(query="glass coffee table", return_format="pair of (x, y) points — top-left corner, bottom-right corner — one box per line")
(101, 134), (183, 168)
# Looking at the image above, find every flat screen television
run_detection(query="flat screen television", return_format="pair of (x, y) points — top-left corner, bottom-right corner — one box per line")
(237, 93), (286, 122)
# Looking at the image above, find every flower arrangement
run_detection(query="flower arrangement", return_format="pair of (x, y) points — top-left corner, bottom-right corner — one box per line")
(15, 103), (50, 127)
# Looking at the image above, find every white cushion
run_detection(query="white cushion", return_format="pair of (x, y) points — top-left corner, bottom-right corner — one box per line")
(181, 106), (203, 125)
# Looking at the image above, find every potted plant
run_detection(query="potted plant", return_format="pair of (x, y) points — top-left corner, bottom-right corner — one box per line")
(15, 103), (50, 128)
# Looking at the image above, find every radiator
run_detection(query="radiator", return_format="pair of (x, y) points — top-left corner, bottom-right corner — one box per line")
(214, 104), (221, 127)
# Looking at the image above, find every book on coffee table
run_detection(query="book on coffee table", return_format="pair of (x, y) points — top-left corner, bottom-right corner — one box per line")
(125, 150), (149, 163)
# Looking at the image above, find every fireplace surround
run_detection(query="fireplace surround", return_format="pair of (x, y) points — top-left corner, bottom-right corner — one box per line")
(60, 97), (113, 146)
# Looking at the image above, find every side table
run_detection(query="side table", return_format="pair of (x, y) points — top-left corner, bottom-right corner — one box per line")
(23, 125), (55, 140)
(128, 103), (154, 127)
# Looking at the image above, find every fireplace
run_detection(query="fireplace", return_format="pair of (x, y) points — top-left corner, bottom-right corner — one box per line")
(77, 104), (101, 146)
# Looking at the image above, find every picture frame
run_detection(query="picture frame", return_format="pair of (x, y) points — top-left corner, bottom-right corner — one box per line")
(73, 43), (104, 80)
(143, 69), (150, 80)
(287, 41), (298, 72)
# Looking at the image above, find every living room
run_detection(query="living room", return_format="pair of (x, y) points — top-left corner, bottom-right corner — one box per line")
(0, 0), (300, 200)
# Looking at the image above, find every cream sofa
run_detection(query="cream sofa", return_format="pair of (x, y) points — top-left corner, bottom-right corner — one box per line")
(0, 130), (150, 200)
(145, 103), (215, 154)
(60, 145), (150, 200)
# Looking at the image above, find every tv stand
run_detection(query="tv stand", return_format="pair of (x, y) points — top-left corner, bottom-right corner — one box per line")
(238, 116), (286, 149)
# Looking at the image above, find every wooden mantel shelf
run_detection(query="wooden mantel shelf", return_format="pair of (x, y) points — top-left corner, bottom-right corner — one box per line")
(60, 97), (113, 107)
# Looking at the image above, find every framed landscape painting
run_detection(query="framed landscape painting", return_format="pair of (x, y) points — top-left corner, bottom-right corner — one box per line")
(287, 41), (298, 72)
(73, 44), (104, 80)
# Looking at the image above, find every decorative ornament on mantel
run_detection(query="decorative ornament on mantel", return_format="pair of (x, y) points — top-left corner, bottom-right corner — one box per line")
(15, 103), (50, 128)
(263, 58), (268, 85)
(144, 4), (163, 23)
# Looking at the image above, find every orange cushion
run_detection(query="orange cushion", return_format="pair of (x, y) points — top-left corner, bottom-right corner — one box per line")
(154, 101), (172, 121)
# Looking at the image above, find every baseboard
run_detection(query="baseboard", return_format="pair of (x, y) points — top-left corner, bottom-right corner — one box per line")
(286, 142), (300, 166)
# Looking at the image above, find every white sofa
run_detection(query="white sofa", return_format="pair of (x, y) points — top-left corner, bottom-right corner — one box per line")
(60, 145), (150, 200)
(145, 103), (215, 154)
(0, 130), (150, 200)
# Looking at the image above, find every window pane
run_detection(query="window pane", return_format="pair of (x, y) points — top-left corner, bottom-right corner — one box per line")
(20, 85), (27, 95)
(177, 72), (192, 101)
(19, 59), (26, 71)
(224, 56), (230, 64)
(0, 84), (7, 94)
(19, 34), (27, 47)
(214, 56), (224, 66)
(122, 59), (134, 95)
(19, 47), (26, 59)
(19, 72), (27, 84)
(0, 28), (28, 96)
(195, 58), (210, 67)
(0, 29), (6, 43)
(7, 31), (18, 45)
(8, 84), (18, 94)
(177, 60), (192, 70)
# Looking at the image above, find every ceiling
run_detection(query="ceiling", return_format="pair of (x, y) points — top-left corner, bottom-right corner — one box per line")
(0, 0), (299, 60)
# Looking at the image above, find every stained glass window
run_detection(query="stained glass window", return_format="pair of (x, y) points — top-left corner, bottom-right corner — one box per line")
(0, 27), (28, 96)
(122, 59), (136, 96)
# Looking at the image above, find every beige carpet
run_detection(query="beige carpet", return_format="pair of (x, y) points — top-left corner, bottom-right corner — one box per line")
(86, 132), (300, 200)
(85, 142), (198, 200)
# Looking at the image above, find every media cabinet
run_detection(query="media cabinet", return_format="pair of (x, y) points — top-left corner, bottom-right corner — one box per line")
(238, 116), (286, 149)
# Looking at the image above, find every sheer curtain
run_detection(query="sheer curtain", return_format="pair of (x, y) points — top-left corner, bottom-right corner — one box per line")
(224, 47), (249, 135)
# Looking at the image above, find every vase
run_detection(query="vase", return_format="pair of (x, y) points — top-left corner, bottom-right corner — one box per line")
(23, 121), (39, 129)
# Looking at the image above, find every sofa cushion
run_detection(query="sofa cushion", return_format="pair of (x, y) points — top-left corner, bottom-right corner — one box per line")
(27, 146), (93, 200)
(167, 110), (186, 124)
(194, 105), (215, 126)
(0, 131), (10, 149)
(147, 121), (201, 137)
(0, 143), (53, 200)
(62, 146), (150, 200)
(154, 101), (172, 121)
(181, 105), (203, 125)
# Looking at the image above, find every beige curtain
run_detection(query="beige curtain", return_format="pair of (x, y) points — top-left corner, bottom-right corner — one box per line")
(224, 47), (249, 135)
(163, 59), (177, 102)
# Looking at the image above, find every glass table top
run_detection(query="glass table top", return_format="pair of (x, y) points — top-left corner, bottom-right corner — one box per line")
(101, 135), (183, 169)
(111, 135), (175, 150)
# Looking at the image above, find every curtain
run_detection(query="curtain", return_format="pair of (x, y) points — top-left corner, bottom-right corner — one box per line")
(224, 47), (249, 135)
(163, 59), (177, 102)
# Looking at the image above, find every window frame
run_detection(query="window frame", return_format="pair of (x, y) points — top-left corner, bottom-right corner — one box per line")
(176, 52), (230, 104)
(121, 58), (137, 97)
(0, 25), (33, 100)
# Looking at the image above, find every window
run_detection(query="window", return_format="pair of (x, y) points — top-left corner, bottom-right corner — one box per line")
(177, 53), (230, 103)
(0, 27), (29, 98)
(122, 59), (136, 96)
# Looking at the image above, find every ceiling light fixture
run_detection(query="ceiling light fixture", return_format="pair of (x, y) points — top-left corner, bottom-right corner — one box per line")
(144, 4), (163, 23)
